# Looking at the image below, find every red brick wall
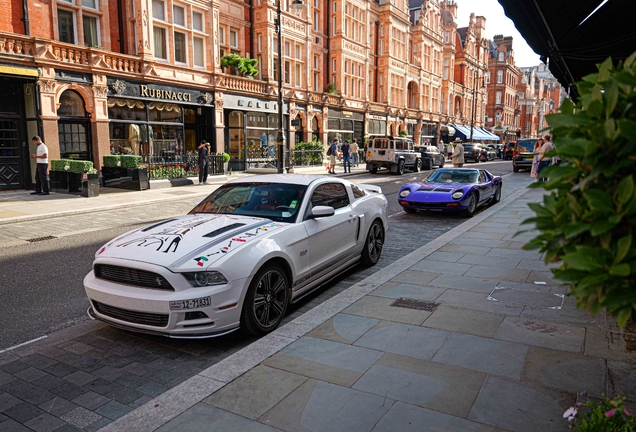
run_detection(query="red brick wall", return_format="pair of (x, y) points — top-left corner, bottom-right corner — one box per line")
(0, 0), (27, 34)
(27, 0), (54, 39)
(109, 0), (121, 53)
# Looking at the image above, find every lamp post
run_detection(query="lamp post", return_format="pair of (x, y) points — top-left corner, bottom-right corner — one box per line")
(275, 0), (306, 173)
(469, 70), (485, 142)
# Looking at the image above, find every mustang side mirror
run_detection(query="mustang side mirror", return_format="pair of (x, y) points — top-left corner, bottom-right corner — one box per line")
(308, 206), (335, 219)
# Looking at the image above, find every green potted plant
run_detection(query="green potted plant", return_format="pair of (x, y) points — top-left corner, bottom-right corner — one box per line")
(49, 159), (70, 192)
(67, 160), (95, 193)
(522, 51), (636, 327)
(222, 152), (231, 173)
(81, 167), (100, 198)
(101, 155), (122, 187)
(120, 155), (148, 190)
(220, 54), (259, 77)
(399, 130), (408, 137)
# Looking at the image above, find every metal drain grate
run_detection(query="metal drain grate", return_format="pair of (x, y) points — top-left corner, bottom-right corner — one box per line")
(390, 298), (440, 312)
(26, 235), (57, 242)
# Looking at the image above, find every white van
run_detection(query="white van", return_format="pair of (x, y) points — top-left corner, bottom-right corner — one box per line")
(366, 136), (421, 175)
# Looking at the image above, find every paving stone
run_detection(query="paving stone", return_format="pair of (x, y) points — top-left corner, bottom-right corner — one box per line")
(526, 270), (559, 285)
(49, 424), (82, 432)
(142, 369), (177, 385)
(30, 374), (66, 391)
(485, 248), (543, 261)
(428, 274), (500, 294)
(82, 378), (121, 395)
(44, 363), (78, 378)
(23, 412), (67, 432)
(0, 361), (30, 374)
(54, 352), (83, 366)
(37, 397), (77, 416)
(435, 289), (525, 316)
(584, 328), (636, 364)
(0, 370), (16, 387)
(608, 361), (636, 401)
(458, 253), (522, 268)
(450, 237), (512, 249)
(156, 403), (277, 432)
(466, 265), (531, 283)
(259, 380), (392, 432)
(0, 379), (55, 406)
(371, 282), (446, 301)
(307, 314), (379, 345)
(98, 355), (133, 368)
(71, 391), (110, 410)
(343, 296), (431, 325)
(422, 306), (505, 338)
(82, 417), (113, 432)
(50, 383), (87, 400)
(0, 392), (22, 412)
(488, 287), (564, 308)
(432, 333), (528, 379)
(373, 401), (505, 432)
(281, 337), (381, 374)
(521, 347), (606, 397)
(128, 394), (153, 409)
(60, 407), (103, 429)
(409, 259), (472, 276)
(438, 244), (490, 256)
(13, 367), (48, 383)
(113, 373), (151, 389)
(62, 343), (94, 355)
(91, 366), (125, 381)
(468, 376), (573, 432)
(354, 322), (450, 361)
(3, 402), (45, 423)
(94, 400), (133, 420)
(353, 353), (486, 418)
(136, 381), (168, 397)
(62, 371), (97, 387)
(426, 251), (465, 262)
(205, 365), (306, 420)
(390, 269), (440, 286)
(495, 317), (586, 353)
(104, 385), (145, 405)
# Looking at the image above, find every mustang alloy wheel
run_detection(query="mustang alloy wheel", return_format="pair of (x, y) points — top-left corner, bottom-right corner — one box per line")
(463, 194), (477, 217)
(241, 263), (290, 336)
(362, 220), (385, 266)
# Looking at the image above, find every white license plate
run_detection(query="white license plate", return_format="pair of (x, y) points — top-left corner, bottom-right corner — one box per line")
(524, 158), (533, 161)
(169, 296), (211, 310)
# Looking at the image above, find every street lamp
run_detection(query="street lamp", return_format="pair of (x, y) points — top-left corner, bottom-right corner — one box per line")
(275, 0), (306, 173)
(469, 70), (485, 142)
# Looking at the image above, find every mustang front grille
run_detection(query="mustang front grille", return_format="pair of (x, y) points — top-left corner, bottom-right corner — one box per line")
(94, 264), (174, 291)
(93, 301), (169, 327)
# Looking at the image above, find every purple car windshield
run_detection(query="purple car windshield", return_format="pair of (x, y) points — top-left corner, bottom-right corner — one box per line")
(426, 170), (479, 184)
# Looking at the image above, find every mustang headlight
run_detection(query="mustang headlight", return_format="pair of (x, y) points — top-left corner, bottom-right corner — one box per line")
(399, 189), (411, 198)
(452, 191), (464, 199)
(183, 271), (228, 287)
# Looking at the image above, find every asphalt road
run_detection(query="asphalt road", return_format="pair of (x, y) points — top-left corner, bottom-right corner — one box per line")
(0, 159), (514, 350)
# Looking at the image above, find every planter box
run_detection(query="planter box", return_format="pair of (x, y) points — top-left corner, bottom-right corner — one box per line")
(81, 173), (100, 197)
(49, 171), (68, 192)
(67, 172), (83, 193)
(101, 167), (149, 191)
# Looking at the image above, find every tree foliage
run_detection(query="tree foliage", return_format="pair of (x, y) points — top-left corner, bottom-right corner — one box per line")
(220, 54), (259, 77)
(523, 51), (636, 327)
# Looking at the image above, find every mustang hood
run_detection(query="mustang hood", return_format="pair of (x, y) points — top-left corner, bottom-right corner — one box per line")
(96, 215), (286, 269)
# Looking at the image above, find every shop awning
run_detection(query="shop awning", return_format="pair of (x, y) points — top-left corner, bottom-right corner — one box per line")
(497, 0), (635, 100)
(452, 125), (493, 141)
(478, 128), (500, 141)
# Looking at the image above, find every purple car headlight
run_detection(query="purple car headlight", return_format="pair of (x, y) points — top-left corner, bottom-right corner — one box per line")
(399, 189), (411, 198)
(452, 190), (464, 199)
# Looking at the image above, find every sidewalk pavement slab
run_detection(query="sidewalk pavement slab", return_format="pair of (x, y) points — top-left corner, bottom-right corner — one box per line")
(421, 306), (505, 338)
(494, 317), (586, 353)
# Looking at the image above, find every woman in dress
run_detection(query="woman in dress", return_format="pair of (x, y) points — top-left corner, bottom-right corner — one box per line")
(530, 138), (544, 180)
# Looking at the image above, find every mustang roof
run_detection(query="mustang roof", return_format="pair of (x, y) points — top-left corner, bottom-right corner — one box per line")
(227, 174), (333, 186)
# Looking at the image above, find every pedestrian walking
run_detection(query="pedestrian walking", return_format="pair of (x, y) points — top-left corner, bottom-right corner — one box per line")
(452, 142), (464, 168)
(341, 140), (351, 173)
(437, 140), (444, 154)
(30, 136), (49, 195)
(197, 140), (210, 184)
(350, 139), (360, 167)
(530, 138), (544, 180)
(537, 135), (555, 181)
(445, 141), (453, 160)
(328, 139), (339, 174)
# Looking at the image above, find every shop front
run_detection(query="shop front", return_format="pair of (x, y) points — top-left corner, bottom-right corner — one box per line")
(367, 114), (387, 139)
(0, 66), (39, 191)
(327, 110), (364, 145)
(106, 78), (215, 168)
(223, 94), (287, 172)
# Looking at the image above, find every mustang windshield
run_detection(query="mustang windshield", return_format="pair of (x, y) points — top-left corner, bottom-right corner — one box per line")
(425, 170), (479, 184)
(189, 182), (308, 223)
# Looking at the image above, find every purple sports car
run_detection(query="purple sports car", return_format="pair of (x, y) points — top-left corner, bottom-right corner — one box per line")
(398, 168), (502, 217)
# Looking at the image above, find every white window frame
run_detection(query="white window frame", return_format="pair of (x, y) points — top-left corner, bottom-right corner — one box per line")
(496, 91), (502, 104)
(229, 28), (239, 49)
(192, 10), (203, 32)
(82, 13), (101, 47)
(497, 70), (503, 83)
(57, 8), (78, 44)
(173, 4), (186, 27)
(193, 36), (205, 67)
(174, 30), (187, 64)
(153, 25), (168, 60)
(152, 0), (166, 21)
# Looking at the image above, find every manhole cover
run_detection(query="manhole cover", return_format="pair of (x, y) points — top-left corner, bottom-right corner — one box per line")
(487, 286), (564, 309)
(390, 298), (440, 312)
(26, 235), (57, 242)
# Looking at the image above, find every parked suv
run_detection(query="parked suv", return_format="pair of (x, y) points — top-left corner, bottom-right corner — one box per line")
(414, 145), (445, 170)
(512, 138), (538, 172)
(366, 136), (421, 175)
(502, 142), (515, 160)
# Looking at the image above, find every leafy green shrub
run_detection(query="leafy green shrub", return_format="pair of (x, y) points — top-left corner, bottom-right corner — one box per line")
(220, 54), (259, 77)
(293, 138), (324, 165)
(522, 51), (636, 327)
(399, 130), (408, 137)
(564, 393), (635, 431)
(103, 155), (121, 167)
(68, 160), (94, 174)
(325, 82), (338, 95)
(120, 155), (142, 169)
(222, 152), (231, 163)
(50, 159), (70, 172)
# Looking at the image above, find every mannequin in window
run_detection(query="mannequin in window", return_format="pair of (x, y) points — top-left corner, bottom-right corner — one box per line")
(129, 124), (140, 154)
(139, 125), (154, 158)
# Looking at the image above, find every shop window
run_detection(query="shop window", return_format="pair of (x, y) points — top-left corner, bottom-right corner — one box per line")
(59, 123), (88, 155)
(58, 90), (86, 117)
(192, 11), (203, 31)
(174, 31), (187, 63)
(58, 9), (76, 44)
(148, 103), (182, 123)
(153, 26), (167, 59)
(83, 15), (100, 47)
(108, 98), (146, 121)
(152, 0), (166, 20)
(229, 111), (243, 127)
(173, 5), (186, 27)
(193, 37), (204, 67)
(184, 108), (196, 124)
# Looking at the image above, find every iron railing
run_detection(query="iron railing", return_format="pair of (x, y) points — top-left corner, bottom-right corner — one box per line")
(145, 153), (225, 179)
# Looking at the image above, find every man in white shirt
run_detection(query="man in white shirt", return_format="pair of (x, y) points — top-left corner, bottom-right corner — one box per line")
(30, 136), (49, 195)
(350, 139), (360, 167)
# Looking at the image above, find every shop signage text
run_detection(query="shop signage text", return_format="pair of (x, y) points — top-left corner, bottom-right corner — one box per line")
(140, 85), (192, 102)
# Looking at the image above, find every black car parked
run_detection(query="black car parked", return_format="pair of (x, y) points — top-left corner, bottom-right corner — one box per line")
(463, 143), (488, 163)
(414, 145), (445, 169)
(502, 142), (515, 160)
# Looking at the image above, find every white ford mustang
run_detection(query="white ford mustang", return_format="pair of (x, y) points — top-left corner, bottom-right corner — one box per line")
(84, 174), (388, 338)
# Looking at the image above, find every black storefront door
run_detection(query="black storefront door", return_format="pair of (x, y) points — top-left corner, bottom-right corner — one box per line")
(0, 118), (26, 190)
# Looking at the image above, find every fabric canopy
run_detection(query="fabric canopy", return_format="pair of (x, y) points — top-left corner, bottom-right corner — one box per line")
(478, 128), (500, 141)
(452, 125), (496, 141)
(497, 0), (636, 100)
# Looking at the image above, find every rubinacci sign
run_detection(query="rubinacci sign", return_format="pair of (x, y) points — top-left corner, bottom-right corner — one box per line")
(139, 85), (192, 102)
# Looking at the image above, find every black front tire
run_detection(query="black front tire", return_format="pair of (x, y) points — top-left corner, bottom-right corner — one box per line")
(439, 159), (445, 168)
(396, 160), (405, 175)
(491, 185), (502, 205)
(513, 166), (520, 172)
(463, 194), (477, 217)
(413, 158), (421, 172)
(361, 221), (384, 266)
(240, 263), (290, 336)
(369, 165), (378, 174)
(424, 159), (433, 170)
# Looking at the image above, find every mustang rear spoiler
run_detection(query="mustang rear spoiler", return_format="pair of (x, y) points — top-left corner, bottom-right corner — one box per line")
(359, 184), (382, 194)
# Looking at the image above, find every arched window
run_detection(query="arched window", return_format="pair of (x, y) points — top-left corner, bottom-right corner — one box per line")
(58, 90), (86, 117)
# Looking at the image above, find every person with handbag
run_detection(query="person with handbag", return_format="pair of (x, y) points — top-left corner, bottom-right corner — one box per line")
(530, 138), (544, 181)
(537, 135), (555, 182)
